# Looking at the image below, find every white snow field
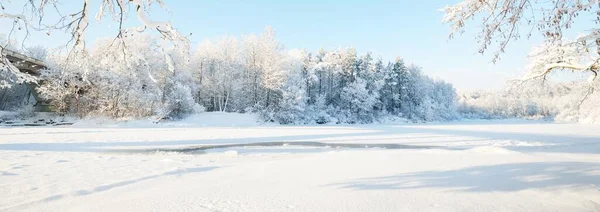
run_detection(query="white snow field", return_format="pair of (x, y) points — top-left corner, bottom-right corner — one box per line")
(1, 114), (600, 212)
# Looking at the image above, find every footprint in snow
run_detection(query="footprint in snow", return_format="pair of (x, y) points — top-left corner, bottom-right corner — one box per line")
(56, 160), (69, 163)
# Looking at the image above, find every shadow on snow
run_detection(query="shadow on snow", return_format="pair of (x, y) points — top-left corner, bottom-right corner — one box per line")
(8, 166), (219, 210)
(326, 162), (600, 192)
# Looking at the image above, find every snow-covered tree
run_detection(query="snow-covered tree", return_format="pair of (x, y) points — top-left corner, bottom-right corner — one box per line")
(340, 78), (379, 123)
(192, 37), (245, 112)
(442, 0), (600, 82)
(1, 0), (187, 88)
(442, 0), (600, 120)
(162, 71), (203, 119)
(274, 66), (309, 124)
(458, 79), (600, 123)
(30, 25), (462, 123)
(38, 34), (196, 119)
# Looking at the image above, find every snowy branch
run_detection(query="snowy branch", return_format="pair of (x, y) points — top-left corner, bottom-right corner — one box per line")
(0, 0), (189, 88)
(442, 0), (600, 63)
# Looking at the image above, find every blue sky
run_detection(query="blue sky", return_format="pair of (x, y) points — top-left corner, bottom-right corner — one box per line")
(2, 0), (552, 91)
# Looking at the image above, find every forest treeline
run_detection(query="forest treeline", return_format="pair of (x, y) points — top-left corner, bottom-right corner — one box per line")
(1, 29), (598, 123)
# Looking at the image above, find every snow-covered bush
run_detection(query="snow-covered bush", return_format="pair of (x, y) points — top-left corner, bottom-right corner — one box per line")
(310, 95), (332, 124)
(274, 84), (308, 124)
(163, 77), (202, 119)
(340, 78), (379, 123)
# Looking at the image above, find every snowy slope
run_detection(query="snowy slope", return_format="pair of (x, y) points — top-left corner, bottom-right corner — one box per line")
(1, 113), (600, 211)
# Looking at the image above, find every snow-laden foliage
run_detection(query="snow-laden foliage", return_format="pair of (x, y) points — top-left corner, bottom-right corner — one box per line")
(339, 78), (380, 124)
(1, 0), (187, 88)
(274, 74), (309, 124)
(189, 29), (458, 124)
(162, 71), (204, 119)
(39, 34), (195, 119)
(524, 39), (598, 83)
(443, 0), (600, 123)
(34, 27), (457, 123)
(442, 0), (600, 83)
(458, 80), (600, 123)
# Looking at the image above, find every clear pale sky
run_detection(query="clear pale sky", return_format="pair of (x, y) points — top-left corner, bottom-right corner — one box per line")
(2, 0), (551, 91)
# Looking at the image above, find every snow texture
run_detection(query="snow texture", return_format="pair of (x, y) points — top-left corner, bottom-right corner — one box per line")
(1, 113), (599, 211)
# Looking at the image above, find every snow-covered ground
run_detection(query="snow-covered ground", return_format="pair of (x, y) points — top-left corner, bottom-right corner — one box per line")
(1, 113), (600, 211)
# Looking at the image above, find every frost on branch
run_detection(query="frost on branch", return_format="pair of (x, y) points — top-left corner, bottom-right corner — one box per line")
(524, 38), (598, 82)
(442, 0), (600, 64)
(0, 12), (37, 88)
(0, 0), (188, 88)
(441, 0), (530, 61)
(127, 0), (190, 72)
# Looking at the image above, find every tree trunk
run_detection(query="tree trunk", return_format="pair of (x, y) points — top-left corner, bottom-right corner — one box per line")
(265, 89), (271, 108)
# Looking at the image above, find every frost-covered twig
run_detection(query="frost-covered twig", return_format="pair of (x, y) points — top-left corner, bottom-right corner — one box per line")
(0, 0), (188, 88)
(442, 0), (600, 65)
